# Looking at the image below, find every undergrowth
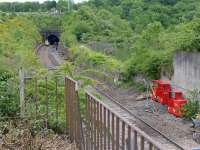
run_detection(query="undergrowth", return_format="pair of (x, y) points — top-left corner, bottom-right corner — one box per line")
(182, 90), (200, 120)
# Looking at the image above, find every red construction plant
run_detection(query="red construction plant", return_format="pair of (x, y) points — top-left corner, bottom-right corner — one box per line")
(151, 80), (187, 117)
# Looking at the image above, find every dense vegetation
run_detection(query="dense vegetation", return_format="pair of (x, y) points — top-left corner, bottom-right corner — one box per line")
(90, 0), (200, 30)
(0, 0), (71, 13)
(60, 0), (200, 80)
(1, 0), (200, 124)
(182, 90), (200, 120)
(1, 1), (200, 80)
(0, 14), (41, 117)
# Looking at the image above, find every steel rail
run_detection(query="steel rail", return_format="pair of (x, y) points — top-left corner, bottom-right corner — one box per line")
(94, 86), (185, 150)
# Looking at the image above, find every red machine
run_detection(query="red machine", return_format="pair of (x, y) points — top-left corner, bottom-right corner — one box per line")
(168, 90), (187, 117)
(151, 80), (187, 117)
(151, 80), (171, 105)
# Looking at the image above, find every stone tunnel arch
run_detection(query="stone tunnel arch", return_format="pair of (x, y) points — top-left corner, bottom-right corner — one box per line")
(40, 30), (61, 45)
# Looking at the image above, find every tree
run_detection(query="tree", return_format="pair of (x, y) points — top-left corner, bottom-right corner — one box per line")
(45, 0), (56, 10)
(121, 0), (133, 19)
(91, 0), (104, 7)
(160, 0), (177, 5)
(57, 0), (68, 12)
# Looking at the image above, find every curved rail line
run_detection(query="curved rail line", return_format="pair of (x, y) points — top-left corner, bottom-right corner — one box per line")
(94, 86), (185, 150)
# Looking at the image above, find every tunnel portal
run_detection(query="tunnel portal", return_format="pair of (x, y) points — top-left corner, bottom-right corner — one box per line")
(40, 30), (61, 45)
(47, 34), (60, 45)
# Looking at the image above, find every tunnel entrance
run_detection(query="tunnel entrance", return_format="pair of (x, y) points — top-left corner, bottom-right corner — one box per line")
(47, 34), (60, 45)
(40, 30), (61, 45)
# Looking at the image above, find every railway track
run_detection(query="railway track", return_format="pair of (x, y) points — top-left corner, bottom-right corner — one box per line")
(37, 44), (66, 70)
(92, 84), (199, 150)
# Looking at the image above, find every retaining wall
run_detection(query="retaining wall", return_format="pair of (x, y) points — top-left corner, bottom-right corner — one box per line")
(172, 51), (200, 91)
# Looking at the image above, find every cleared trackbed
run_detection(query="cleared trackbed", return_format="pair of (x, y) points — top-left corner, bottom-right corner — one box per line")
(93, 84), (198, 150)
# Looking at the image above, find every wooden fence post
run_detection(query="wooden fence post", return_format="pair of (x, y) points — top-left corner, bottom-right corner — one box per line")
(19, 68), (25, 118)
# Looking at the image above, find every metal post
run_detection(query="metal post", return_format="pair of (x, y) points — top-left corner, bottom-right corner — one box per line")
(35, 77), (38, 119)
(134, 130), (138, 150)
(122, 122), (125, 150)
(55, 78), (58, 128)
(127, 126), (131, 150)
(112, 113), (115, 150)
(19, 68), (25, 118)
(107, 110), (111, 150)
(140, 136), (144, 150)
(45, 77), (48, 128)
(100, 104), (103, 150)
(116, 117), (120, 150)
(64, 77), (69, 134)
(68, 0), (70, 12)
(104, 107), (107, 150)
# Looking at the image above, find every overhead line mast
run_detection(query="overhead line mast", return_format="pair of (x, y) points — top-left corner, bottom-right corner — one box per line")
(68, 0), (74, 12)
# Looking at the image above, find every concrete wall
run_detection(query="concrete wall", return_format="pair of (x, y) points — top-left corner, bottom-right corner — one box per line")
(172, 51), (200, 91)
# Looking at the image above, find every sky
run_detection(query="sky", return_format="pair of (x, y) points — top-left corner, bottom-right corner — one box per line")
(0, 0), (88, 3)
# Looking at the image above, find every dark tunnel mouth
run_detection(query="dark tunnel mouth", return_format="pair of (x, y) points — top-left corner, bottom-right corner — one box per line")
(47, 34), (60, 45)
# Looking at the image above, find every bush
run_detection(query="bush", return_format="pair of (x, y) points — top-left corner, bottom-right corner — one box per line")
(70, 46), (122, 74)
(123, 50), (171, 80)
(182, 90), (200, 120)
(182, 100), (199, 120)
(0, 16), (41, 71)
(0, 70), (19, 117)
(73, 21), (92, 42)
(61, 6), (134, 51)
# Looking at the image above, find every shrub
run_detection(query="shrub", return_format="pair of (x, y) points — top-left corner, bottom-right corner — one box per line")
(70, 46), (122, 74)
(73, 21), (91, 42)
(0, 70), (19, 117)
(123, 50), (171, 80)
(182, 90), (200, 120)
(182, 100), (199, 120)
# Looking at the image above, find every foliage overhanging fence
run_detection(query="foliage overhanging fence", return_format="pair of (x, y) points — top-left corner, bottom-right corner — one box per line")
(22, 75), (67, 131)
(24, 75), (84, 148)
(1, 74), (165, 149)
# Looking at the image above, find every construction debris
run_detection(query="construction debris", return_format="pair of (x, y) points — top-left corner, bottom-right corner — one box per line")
(136, 93), (150, 101)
